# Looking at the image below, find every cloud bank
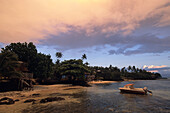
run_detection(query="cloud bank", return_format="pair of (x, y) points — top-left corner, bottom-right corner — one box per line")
(0, 0), (170, 55)
(143, 65), (170, 77)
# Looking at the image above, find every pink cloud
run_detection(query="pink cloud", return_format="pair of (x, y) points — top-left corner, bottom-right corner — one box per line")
(143, 65), (167, 69)
(148, 70), (158, 73)
(0, 0), (170, 44)
(143, 65), (170, 76)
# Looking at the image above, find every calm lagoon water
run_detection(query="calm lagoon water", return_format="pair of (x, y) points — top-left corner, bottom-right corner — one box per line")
(84, 79), (170, 113)
(24, 79), (170, 113)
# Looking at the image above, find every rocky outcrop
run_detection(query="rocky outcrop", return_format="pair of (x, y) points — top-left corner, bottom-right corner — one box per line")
(0, 97), (15, 105)
(15, 99), (19, 102)
(40, 97), (65, 103)
(24, 99), (36, 103)
(32, 93), (40, 97)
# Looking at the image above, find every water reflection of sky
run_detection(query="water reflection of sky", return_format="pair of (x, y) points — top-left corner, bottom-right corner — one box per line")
(85, 79), (170, 113)
(23, 80), (170, 113)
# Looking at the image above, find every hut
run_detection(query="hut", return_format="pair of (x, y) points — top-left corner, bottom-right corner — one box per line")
(0, 61), (34, 92)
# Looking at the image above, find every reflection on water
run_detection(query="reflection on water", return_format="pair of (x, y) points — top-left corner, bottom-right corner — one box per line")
(23, 79), (170, 113)
(84, 79), (170, 113)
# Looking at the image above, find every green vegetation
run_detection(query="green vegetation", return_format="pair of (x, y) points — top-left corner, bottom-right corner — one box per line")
(0, 42), (162, 86)
(90, 65), (161, 81)
(0, 52), (22, 78)
(91, 65), (161, 80)
(33, 53), (54, 79)
(1, 42), (53, 79)
(59, 59), (90, 82)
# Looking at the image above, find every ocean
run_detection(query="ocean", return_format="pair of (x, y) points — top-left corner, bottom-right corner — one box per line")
(22, 79), (170, 113)
(84, 79), (170, 113)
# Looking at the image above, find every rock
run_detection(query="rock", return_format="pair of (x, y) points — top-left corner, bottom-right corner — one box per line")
(40, 97), (65, 103)
(24, 99), (36, 103)
(15, 99), (19, 102)
(32, 93), (40, 97)
(0, 97), (15, 105)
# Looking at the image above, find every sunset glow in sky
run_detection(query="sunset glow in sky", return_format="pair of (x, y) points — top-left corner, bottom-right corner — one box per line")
(0, 0), (170, 76)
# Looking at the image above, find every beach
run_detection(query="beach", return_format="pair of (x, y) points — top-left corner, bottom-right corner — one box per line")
(88, 80), (118, 84)
(0, 84), (86, 113)
(0, 79), (170, 113)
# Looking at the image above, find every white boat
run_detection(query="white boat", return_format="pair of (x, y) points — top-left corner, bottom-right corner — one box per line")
(119, 84), (152, 95)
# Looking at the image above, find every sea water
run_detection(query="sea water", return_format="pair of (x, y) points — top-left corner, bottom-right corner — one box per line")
(84, 79), (170, 113)
(23, 79), (170, 113)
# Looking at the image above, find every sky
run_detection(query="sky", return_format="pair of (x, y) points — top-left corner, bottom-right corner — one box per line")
(0, 0), (170, 77)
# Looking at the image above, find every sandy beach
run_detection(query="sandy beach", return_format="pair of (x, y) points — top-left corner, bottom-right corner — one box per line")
(88, 80), (118, 84)
(0, 81), (119, 113)
(0, 84), (86, 113)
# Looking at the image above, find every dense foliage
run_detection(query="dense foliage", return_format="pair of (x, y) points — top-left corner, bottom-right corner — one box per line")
(90, 65), (162, 80)
(59, 59), (90, 81)
(33, 53), (54, 79)
(0, 52), (22, 78)
(1, 42), (53, 79)
(0, 42), (162, 85)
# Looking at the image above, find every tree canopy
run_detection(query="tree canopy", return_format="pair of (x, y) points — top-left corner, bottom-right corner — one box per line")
(1, 42), (53, 79)
(0, 42), (162, 85)
(59, 59), (90, 81)
(33, 53), (54, 79)
(0, 52), (22, 78)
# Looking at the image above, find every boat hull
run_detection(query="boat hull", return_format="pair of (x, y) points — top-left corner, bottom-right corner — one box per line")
(119, 88), (147, 95)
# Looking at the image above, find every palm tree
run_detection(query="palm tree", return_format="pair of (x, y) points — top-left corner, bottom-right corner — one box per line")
(55, 52), (63, 64)
(128, 66), (132, 72)
(109, 65), (113, 70)
(136, 68), (139, 73)
(56, 52), (63, 58)
(0, 52), (22, 78)
(82, 54), (87, 60)
(121, 67), (125, 73)
(132, 66), (136, 73)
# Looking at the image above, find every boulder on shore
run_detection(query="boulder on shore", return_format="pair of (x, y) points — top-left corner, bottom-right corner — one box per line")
(31, 93), (40, 97)
(0, 97), (15, 105)
(24, 99), (36, 103)
(40, 97), (65, 103)
(15, 99), (19, 102)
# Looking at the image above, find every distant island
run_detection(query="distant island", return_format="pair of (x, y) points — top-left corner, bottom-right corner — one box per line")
(0, 42), (162, 91)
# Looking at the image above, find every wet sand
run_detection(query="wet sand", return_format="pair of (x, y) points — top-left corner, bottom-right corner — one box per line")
(0, 84), (86, 113)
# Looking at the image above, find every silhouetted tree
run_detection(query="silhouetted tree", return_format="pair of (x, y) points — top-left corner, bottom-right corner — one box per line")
(33, 53), (54, 79)
(128, 66), (132, 72)
(59, 59), (90, 82)
(56, 52), (63, 64)
(1, 42), (37, 76)
(82, 54), (87, 60)
(1, 42), (54, 79)
(0, 52), (22, 78)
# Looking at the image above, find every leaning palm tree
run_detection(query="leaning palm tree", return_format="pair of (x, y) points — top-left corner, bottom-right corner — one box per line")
(82, 54), (87, 60)
(0, 52), (22, 78)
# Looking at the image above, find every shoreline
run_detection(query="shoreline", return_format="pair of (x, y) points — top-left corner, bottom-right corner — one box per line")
(88, 80), (119, 84)
(0, 84), (86, 113)
(0, 79), (169, 113)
